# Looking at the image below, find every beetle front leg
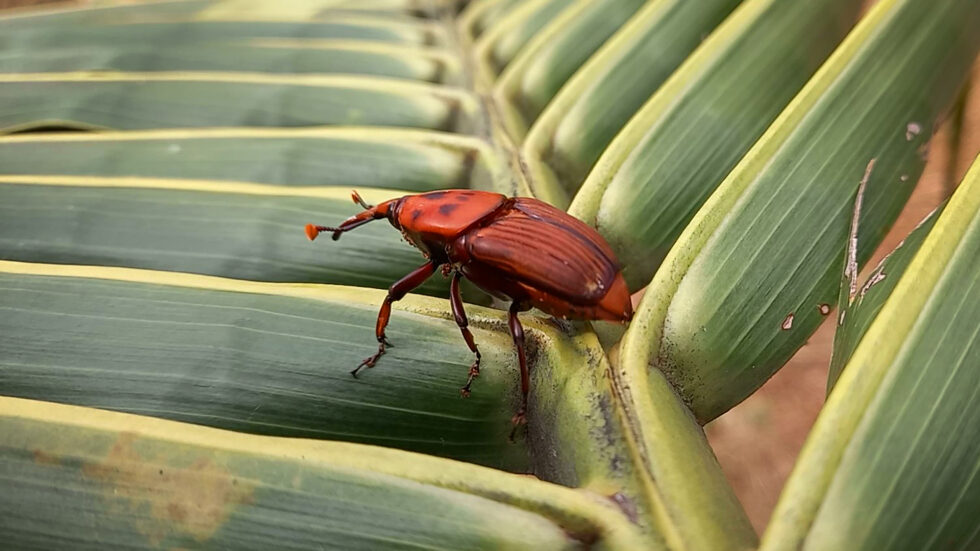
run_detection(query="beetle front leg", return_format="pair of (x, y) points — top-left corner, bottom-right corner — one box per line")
(507, 302), (531, 440)
(352, 261), (438, 377)
(449, 271), (481, 397)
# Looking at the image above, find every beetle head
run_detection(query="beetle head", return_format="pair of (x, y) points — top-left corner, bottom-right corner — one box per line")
(305, 190), (402, 242)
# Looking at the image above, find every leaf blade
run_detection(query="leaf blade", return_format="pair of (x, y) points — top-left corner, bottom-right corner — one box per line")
(522, 0), (743, 207)
(762, 151), (980, 551)
(470, 0), (572, 81)
(0, 19), (440, 49)
(0, 261), (525, 468)
(0, 181), (466, 296)
(1, 396), (648, 550)
(0, 42), (457, 83)
(0, 129), (484, 191)
(827, 204), (942, 390)
(624, 0), (980, 421)
(569, 0), (862, 283)
(493, 0), (646, 139)
(0, 73), (475, 133)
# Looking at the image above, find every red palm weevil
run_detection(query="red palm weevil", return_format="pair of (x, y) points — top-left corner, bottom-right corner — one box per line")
(306, 189), (632, 429)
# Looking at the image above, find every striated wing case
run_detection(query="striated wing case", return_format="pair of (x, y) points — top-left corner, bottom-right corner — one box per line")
(465, 198), (619, 304)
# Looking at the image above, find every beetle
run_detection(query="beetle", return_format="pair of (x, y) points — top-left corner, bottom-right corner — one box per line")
(305, 189), (632, 429)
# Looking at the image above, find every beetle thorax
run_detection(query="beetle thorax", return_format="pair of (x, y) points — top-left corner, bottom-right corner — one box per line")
(392, 190), (509, 260)
(398, 227), (435, 259)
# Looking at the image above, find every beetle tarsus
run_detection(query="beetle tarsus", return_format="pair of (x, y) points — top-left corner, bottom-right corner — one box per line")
(351, 340), (387, 377)
(450, 272), (483, 398)
(354, 261), (437, 377)
(508, 407), (528, 442)
(506, 303), (531, 442)
(459, 359), (480, 397)
(350, 354), (379, 377)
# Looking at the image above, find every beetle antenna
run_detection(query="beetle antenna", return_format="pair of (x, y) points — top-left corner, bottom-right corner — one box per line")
(307, 197), (390, 242)
(306, 214), (379, 241)
(305, 224), (343, 241)
(351, 190), (373, 210)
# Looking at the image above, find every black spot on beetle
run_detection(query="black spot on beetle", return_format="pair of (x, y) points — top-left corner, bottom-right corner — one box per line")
(421, 191), (449, 200)
(412, 209), (422, 221)
(439, 203), (460, 216)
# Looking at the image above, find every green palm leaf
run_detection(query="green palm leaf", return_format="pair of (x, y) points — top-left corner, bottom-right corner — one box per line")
(621, 0), (980, 422)
(763, 152), (980, 551)
(0, 129), (489, 191)
(1, 396), (645, 549)
(0, 73), (475, 132)
(827, 204), (942, 390)
(1, 0), (977, 548)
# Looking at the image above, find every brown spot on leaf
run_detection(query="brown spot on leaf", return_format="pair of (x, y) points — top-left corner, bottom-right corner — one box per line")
(82, 432), (254, 546)
(818, 304), (831, 316)
(906, 122), (921, 141)
(33, 449), (61, 466)
(167, 502), (188, 523)
(781, 313), (795, 331)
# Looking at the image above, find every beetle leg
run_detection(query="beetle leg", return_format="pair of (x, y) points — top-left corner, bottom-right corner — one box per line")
(507, 302), (530, 440)
(352, 261), (438, 377)
(350, 190), (373, 210)
(449, 271), (481, 397)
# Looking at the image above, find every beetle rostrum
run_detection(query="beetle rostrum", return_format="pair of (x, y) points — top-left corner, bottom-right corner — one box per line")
(306, 189), (633, 433)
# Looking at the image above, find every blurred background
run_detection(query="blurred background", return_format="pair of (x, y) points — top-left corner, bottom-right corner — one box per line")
(2, 0), (977, 536)
(1, 0), (59, 9)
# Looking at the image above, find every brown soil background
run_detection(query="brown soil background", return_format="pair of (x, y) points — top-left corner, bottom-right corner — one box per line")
(3, 0), (979, 537)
